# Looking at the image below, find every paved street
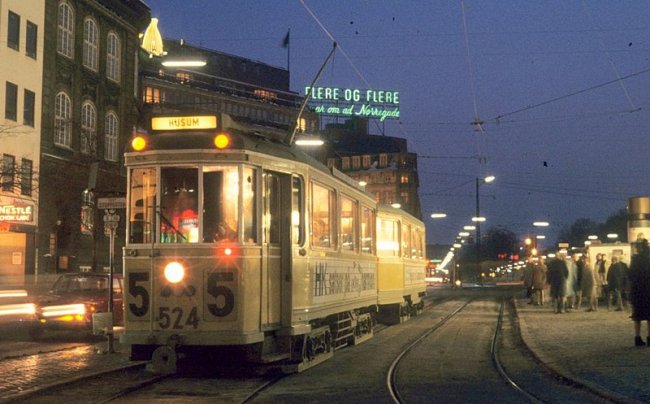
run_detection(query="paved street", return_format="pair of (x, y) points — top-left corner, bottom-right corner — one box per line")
(1, 291), (649, 402)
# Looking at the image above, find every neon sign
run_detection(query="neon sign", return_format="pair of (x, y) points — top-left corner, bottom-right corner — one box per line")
(305, 87), (400, 122)
(0, 205), (33, 222)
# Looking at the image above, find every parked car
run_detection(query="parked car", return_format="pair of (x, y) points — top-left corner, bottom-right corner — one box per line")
(32, 272), (123, 338)
(0, 289), (40, 338)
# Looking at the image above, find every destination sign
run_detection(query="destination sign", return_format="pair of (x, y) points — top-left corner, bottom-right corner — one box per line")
(151, 116), (217, 131)
(304, 86), (400, 122)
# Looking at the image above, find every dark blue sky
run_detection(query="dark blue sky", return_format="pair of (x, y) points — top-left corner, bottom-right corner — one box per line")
(145, 0), (650, 246)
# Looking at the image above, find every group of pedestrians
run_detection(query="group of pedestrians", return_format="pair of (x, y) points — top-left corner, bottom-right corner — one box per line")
(523, 237), (650, 347)
(524, 250), (630, 314)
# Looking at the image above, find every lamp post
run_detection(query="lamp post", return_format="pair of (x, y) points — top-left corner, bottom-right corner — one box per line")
(474, 175), (495, 274)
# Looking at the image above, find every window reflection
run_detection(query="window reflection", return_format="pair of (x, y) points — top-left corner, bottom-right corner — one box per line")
(203, 166), (239, 242)
(161, 168), (199, 243)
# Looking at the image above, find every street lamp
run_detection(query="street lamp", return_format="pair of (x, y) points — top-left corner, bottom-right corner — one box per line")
(475, 175), (495, 270)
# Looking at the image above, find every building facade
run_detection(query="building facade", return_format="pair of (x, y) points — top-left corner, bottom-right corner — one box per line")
(0, 0), (45, 286)
(322, 118), (422, 219)
(138, 37), (318, 139)
(37, 0), (149, 275)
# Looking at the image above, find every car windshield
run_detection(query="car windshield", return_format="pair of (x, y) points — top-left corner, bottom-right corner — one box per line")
(52, 276), (108, 294)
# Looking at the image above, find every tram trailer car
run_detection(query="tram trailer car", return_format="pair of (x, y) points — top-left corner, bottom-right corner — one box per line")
(121, 113), (427, 373)
(376, 205), (427, 324)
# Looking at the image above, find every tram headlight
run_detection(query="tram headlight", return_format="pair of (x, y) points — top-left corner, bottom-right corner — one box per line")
(214, 133), (230, 149)
(131, 136), (147, 151)
(164, 261), (185, 283)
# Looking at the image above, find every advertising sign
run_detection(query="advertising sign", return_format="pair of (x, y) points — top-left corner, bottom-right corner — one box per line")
(305, 86), (400, 122)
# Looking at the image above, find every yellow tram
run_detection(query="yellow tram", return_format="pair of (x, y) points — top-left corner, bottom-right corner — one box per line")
(121, 113), (427, 372)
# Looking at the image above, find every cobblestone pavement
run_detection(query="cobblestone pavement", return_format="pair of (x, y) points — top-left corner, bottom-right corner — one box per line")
(0, 340), (134, 402)
(516, 298), (650, 403)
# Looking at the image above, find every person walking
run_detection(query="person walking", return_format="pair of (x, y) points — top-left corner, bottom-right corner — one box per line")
(547, 250), (569, 314)
(531, 257), (547, 306)
(629, 238), (650, 346)
(579, 255), (598, 311)
(607, 256), (627, 311)
(595, 253), (607, 285)
(523, 259), (534, 304)
(573, 253), (584, 309)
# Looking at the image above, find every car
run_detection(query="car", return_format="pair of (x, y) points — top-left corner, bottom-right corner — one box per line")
(32, 272), (123, 338)
(0, 289), (40, 338)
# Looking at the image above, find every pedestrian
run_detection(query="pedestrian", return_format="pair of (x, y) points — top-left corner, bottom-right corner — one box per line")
(565, 252), (577, 310)
(629, 238), (650, 346)
(607, 256), (627, 311)
(531, 257), (547, 306)
(579, 255), (598, 312)
(595, 253), (607, 285)
(522, 259), (534, 303)
(547, 250), (569, 314)
(573, 253), (584, 309)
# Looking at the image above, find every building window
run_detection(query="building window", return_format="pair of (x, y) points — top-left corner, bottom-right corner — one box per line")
(2, 154), (15, 192)
(20, 159), (32, 196)
(400, 174), (409, 184)
(7, 11), (20, 51)
(341, 157), (350, 170)
(379, 153), (388, 167)
(143, 86), (163, 104)
(400, 191), (409, 204)
(81, 101), (97, 155)
(104, 112), (119, 162)
(54, 92), (72, 147)
(5, 82), (17, 121)
(106, 32), (121, 82)
(57, 2), (74, 58)
(26, 21), (37, 58)
(83, 18), (99, 71)
(296, 117), (306, 132)
(23, 89), (35, 127)
(326, 158), (336, 169)
(352, 156), (360, 169)
(176, 72), (191, 84)
(81, 190), (94, 235)
(362, 155), (371, 168)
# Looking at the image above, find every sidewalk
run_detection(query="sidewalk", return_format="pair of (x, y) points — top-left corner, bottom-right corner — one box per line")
(516, 298), (650, 403)
(0, 336), (136, 402)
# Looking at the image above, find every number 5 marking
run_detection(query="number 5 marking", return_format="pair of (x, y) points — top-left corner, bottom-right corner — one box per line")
(207, 272), (234, 317)
(129, 272), (150, 317)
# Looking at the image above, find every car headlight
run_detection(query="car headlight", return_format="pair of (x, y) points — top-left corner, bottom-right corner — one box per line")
(164, 261), (185, 283)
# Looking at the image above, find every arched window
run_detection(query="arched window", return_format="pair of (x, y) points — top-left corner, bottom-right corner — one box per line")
(106, 32), (121, 82)
(81, 101), (97, 155)
(54, 92), (72, 147)
(57, 2), (74, 58)
(83, 18), (99, 71)
(104, 112), (119, 162)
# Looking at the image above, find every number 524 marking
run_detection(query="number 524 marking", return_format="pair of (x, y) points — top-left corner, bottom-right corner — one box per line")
(157, 306), (199, 329)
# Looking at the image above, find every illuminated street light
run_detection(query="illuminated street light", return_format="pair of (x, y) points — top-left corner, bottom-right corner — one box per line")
(607, 233), (619, 239)
(471, 216), (486, 222)
(536, 235), (546, 239)
(463, 225), (476, 230)
(459, 231), (470, 237)
(391, 203), (401, 209)
(588, 235), (598, 240)
(533, 221), (549, 227)
(453, 243), (462, 248)
(430, 213), (447, 219)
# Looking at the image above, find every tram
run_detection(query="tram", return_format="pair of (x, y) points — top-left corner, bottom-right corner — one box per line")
(121, 113), (427, 373)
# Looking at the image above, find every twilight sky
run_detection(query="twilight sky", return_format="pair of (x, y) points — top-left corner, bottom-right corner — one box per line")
(145, 0), (650, 246)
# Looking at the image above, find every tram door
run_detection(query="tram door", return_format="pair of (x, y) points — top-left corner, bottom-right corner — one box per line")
(262, 171), (291, 328)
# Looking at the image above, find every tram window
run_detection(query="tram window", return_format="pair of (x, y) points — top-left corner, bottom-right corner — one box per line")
(311, 182), (332, 248)
(340, 195), (357, 251)
(292, 176), (304, 245)
(129, 168), (156, 244)
(360, 205), (374, 254)
(203, 166), (239, 242)
(402, 223), (411, 258)
(265, 172), (281, 244)
(160, 168), (199, 243)
(377, 219), (398, 257)
(242, 167), (257, 243)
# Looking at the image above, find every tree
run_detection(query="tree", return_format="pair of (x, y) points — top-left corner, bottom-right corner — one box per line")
(599, 209), (627, 243)
(557, 218), (599, 248)
(482, 225), (520, 260)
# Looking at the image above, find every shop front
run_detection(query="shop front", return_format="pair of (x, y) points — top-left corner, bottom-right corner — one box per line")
(0, 196), (37, 288)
